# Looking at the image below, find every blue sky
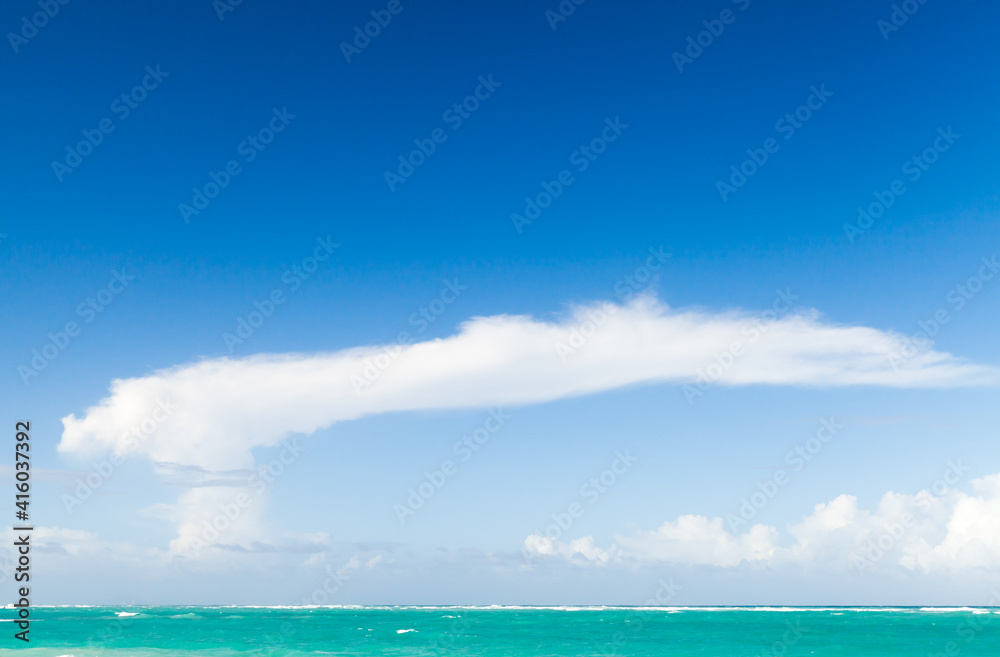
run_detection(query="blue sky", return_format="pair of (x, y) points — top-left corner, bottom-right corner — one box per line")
(1, 0), (999, 605)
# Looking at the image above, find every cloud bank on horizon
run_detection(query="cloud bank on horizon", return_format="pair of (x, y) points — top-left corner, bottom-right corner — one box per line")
(524, 466), (1000, 575)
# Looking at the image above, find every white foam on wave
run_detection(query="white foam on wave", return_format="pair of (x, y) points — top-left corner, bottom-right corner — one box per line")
(396, 628), (418, 633)
(219, 604), (368, 610)
(601, 606), (992, 613)
(116, 612), (141, 617)
(623, 606), (850, 612)
(32, 604), (999, 614)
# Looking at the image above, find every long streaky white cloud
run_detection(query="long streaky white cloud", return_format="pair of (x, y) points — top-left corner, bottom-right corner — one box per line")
(60, 295), (996, 471)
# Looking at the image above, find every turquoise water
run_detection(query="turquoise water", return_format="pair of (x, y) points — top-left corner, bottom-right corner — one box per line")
(7, 606), (999, 655)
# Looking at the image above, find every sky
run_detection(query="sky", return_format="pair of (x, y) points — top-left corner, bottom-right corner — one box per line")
(1, 0), (999, 605)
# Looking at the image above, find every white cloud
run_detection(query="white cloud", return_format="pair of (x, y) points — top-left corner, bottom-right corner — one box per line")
(905, 474), (1000, 571)
(525, 468), (1000, 574)
(523, 534), (620, 564)
(54, 295), (998, 559)
(0, 526), (158, 569)
(144, 485), (273, 557)
(59, 296), (996, 471)
(615, 516), (779, 567)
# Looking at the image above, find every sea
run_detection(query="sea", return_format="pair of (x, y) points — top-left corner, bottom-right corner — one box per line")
(6, 606), (1000, 656)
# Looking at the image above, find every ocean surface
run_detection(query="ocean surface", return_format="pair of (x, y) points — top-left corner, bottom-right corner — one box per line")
(6, 606), (1000, 656)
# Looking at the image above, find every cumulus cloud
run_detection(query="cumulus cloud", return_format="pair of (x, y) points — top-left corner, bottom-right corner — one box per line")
(615, 516), (779, 567)
(523, 534), (621, 564)
(906, 473), (1000, 571)
(524, 464), (1000, 574)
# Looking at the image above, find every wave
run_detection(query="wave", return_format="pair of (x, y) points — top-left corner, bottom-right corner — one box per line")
(24, 604), (1000, 613)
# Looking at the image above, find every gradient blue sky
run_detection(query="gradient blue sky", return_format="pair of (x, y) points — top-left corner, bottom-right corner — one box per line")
(1, 0), (999, 605)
